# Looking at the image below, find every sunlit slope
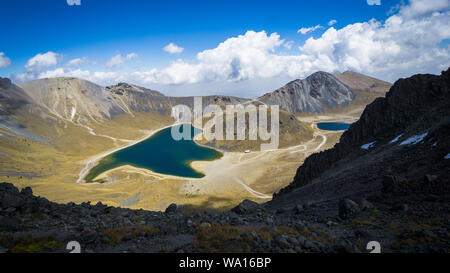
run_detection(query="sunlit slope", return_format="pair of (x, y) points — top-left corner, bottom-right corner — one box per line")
(196, 108), (314, 152)
(0, 71), (390, 211)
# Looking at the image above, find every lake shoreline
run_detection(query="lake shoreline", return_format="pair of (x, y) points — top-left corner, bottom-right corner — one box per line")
(76, 123), (176, 184)
(77, 123), (225, 184)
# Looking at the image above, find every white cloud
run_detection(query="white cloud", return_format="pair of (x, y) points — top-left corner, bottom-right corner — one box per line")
(105, 54), (124, 68)
(37, 67), (122, 84)
(300, 4), (450, 80)
(297, 25), (322, 35)
(25, 51), (59, 72)
(0, 52), (11, 68)
(399, 0), (449, 18)
(126, 53), (138, 60)
(132, 31), (293, 85)
(105, 53), (137, 68)
(283, 41), (294, 50)
(366, 0), (381, 6)
(12, 0), (450, 95)
(328, 20), (337, 26)
(163, 43), (184, 54)
(132, 1), (449, 85)
(13, 51), (60, 81)
(66, 57), (89, 67)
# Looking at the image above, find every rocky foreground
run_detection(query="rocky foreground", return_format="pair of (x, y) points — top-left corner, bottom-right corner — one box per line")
(0, 177), (449, 253)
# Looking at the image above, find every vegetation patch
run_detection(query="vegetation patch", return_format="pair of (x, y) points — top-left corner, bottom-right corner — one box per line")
(103, 225), (159, 245)
(0, 234), (63, 253)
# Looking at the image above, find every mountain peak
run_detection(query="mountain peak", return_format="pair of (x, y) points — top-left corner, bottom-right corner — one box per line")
(259, 71), (354, 113)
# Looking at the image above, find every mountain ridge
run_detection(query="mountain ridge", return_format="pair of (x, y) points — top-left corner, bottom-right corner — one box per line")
(271, 68), (450, 205)
(258, 71), (355, 113)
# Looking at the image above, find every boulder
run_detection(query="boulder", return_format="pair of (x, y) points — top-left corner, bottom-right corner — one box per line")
(231, 199), (262, 215)
(339, 199), (361, 219)
(358, 198), (374, 211)
(164, 203), (177, 214)
(20, 187), (33, 196)
(199, 222), (211, 228)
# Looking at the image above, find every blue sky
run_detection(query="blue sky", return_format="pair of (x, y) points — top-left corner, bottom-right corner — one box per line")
(0, 0), (449, 97)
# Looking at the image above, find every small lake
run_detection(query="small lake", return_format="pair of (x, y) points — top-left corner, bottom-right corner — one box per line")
(317, 122), (351, 131)
(84, 124), (223, 182)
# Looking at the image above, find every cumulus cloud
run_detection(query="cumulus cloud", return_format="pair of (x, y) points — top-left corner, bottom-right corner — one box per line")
(105, 54), (124, 68)
(11, 0), (450, 92)
(300, 4), (450, 80)
(132, 31), (294, 85)
(283, 41), (294, 50)
(328, 19), (337, 26)
(25, 51), (59, 72)
(399, 0), (449, 18)
(163, 43), (184, 54)
(105, 53), (138, 68)
(132, 1), (449, 85)
(66, 57), (89, 67)
(13, 51), (60, 81)
(297, 25), (322, 35)
(0, 52), (11, 68)
(38, 67), (122, 84)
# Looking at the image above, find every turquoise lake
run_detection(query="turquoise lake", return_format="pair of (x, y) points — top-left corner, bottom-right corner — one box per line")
(84, 124), (223, 182)
(317, 122), (351, 131)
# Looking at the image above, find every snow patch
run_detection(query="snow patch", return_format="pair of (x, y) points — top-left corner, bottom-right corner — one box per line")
(399, 132), (428, 146)
(445, 153), (450, 159)
(70, 107), (76, 121)
(361, 141), (376, 150)
(389, 134), (403, 144)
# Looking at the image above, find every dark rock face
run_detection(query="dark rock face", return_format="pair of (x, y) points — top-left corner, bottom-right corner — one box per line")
(231, 199), (263, 215)
(258, 71), (354, 113)
(274, 68), (450, 198)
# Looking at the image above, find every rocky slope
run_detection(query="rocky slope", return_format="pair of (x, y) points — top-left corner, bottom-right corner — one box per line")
(1, 179), (448, 253)
(258, 71), (355, 113)
(0, 78), (49, 141)
(333, 71), (392, 94)
(106, 82), (251, 116)
(19, 78), (127, 123)
(271, 68), (450, 204)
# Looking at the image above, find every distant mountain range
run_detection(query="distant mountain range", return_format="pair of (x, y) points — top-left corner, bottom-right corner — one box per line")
(0, 71), (391, 138)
